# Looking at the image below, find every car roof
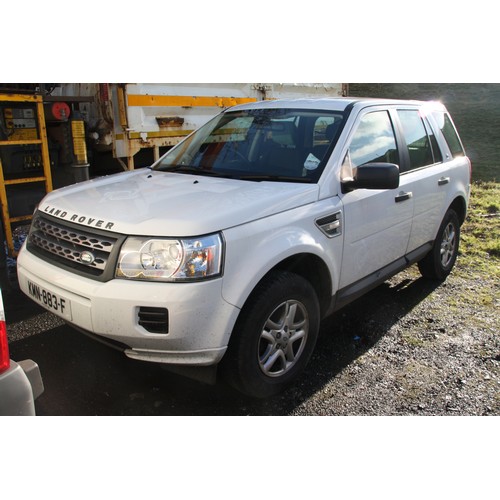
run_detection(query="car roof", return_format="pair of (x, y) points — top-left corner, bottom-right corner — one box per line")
(229, 97), (445, 113)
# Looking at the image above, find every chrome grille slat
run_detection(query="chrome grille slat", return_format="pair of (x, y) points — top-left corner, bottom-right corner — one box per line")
(28, 213), (119, 278)
(36, 219), (115, 251)
(31, 233), (108, 271)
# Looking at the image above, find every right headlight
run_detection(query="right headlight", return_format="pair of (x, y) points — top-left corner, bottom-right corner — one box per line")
(116, 233), (223, 282)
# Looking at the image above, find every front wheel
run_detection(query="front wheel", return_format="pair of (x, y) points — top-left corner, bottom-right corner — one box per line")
(222, 271), (320, 398)
(418, 209), (460, 280)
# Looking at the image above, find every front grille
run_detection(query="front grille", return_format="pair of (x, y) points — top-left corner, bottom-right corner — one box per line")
(27, 212), (124, 281)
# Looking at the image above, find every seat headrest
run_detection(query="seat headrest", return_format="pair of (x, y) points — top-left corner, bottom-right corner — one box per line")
(325, 121), (340, 141)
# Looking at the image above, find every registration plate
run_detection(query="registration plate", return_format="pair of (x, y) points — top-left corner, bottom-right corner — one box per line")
(27, 280), (72, 320)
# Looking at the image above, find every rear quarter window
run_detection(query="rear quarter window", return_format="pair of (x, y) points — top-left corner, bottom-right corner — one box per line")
(432, 111), (465, 158)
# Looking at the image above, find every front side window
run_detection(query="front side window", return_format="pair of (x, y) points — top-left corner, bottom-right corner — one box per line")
(397, 110), (434, 171)
(341, 110), (398, 181)
(155, 108), (344, 182)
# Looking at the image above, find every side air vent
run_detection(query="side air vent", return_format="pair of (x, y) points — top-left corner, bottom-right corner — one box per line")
(315, 211), (342, 238)
(138, 307), (169, 334)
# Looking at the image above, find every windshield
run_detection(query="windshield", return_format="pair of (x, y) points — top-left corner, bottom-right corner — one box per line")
(154, 108), (344, 182)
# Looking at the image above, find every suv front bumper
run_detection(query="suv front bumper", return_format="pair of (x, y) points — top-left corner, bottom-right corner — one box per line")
(17, 248), (240, 367)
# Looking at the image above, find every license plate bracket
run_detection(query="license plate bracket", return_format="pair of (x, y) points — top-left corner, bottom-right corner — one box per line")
(27, 280), (73, 320)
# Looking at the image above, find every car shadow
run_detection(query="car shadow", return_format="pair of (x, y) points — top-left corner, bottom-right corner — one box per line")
(267, 270), (445, 413)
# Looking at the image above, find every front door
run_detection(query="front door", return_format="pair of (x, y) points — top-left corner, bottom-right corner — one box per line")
(338, 108), (414, 289)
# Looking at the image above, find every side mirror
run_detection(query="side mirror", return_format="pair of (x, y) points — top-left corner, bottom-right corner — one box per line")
(342, 162), (400, 192)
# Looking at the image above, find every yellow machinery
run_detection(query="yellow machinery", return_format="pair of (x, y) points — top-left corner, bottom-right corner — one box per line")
(0, 94), (53, 257)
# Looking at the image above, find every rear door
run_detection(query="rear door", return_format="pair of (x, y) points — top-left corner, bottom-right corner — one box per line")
(393, 107), (450, 254)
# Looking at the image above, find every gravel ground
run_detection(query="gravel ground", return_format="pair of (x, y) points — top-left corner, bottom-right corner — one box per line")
(281, 262), (499, 416)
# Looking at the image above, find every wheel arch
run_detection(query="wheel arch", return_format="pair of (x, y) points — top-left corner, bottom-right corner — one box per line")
(238, 253), (333, 320)
(449, 194), (468, 225)
(221, 262), (325, 397)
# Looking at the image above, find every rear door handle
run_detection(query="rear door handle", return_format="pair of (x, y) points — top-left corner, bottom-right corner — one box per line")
(395, 191), (412, 203)
(438, 177), (450, 186)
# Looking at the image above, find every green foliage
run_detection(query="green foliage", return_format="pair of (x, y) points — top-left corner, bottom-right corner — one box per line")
(459, 181), (500, 278)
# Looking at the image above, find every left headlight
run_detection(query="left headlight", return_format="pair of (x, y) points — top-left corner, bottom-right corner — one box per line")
(116, 233), (223, 281)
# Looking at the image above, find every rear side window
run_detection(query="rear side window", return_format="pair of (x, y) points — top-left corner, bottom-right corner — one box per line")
(432, 111), (465, 158)
(423, 117), (443, 164)
(397, 110), (434, 171)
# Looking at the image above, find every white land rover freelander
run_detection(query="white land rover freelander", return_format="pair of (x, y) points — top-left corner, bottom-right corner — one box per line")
(17, 98), (471, 398)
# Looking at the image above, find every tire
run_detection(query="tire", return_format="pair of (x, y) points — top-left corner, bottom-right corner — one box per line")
(222, 271), (320, 398)
(418, 209), (460, 281)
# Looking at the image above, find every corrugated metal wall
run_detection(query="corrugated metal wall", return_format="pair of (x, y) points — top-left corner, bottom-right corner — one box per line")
(348, 83), (500, 181)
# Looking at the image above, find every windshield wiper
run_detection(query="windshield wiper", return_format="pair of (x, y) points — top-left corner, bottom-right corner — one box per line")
(155, 166), (312, 183)
(238, 175), (313, 183)
(157, 166), (233, 178)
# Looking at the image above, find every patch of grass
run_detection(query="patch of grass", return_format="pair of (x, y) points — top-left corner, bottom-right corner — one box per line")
(395, 361), (439, 400)
(446, 285), (496, 308)
(401, 333), (425, 347)
(459, 181), (500, 278)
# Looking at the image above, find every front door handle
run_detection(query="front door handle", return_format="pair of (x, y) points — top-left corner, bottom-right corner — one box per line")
(438, 177), (450, 186)
(395, 191), (413, 203)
